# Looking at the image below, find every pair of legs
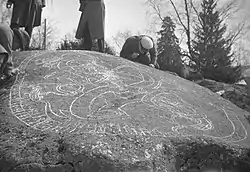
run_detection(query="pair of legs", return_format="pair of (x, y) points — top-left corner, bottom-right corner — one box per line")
(10, 0), (40, 38)
(82, 22), (104, 53)
(0, 53), (14, 80)
(10, 23), (33, 38)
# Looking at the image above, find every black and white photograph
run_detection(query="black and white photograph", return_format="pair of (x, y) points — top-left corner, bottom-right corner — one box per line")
(0, 0), (250, 171)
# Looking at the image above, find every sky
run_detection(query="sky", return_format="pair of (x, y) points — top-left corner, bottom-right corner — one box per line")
(42, 0), (150, 45)
(1, 0), (249, 55)
(41, 0), (250, 46)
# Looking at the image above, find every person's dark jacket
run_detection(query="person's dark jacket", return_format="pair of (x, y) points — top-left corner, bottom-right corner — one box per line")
(120, 35), (158, 67)
(8, 0), (44, 28)
(0, 24), (13, 60)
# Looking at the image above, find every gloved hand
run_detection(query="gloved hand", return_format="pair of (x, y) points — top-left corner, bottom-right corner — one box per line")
(131, 53), (139, 59)
(149, 64), (155, 68)
(6, 1), (13, 8)
(0, 74), (5, 80)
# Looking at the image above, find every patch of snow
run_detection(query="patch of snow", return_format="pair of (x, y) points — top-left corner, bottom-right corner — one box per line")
(216, 90), (225, 95)
(236, 80), (247, 85)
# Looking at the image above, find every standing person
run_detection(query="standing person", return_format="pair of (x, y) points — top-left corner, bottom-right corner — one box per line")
(6, 0), (45, 38)
(120, 35), (159, 69)
(75, 0), (105, 53)
(0, 23), (30, 82)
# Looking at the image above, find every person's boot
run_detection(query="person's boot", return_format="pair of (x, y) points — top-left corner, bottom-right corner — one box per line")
(0, 53), (8, 80)
(25, 26), (33, 38)
(83, 38), (92, 51)
(10, 23), (19, 30)
(97, 38), (105, 53)
(82, 23), (92, 51)
(2, 63), (18, 82)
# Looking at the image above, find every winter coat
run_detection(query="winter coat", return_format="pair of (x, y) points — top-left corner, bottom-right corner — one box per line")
(75, 0), (105, 40)
(120, 35), (158, 66)
(0, 23), (13, 63)
(8, 0), (44, 28)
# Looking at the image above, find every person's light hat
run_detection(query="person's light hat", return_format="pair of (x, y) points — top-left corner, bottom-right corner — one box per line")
(140, 36), (153, 50)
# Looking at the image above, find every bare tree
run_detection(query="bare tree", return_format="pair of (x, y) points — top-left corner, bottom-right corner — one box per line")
(218, 0), (241, 21)
(234, 41), (250, 66)
(168, 0), (200, 67)
(30, 18), (58, 50)
(145, 0), (250, 67)
(111, 30), (133, 51)
(145, 0), (165, 23)
(217, 0), (250, 47)
(145, 0), (199, 63)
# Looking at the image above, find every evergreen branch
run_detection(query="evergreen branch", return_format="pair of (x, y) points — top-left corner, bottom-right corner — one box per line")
(218, 0), (240, 21)
(227, 21), (246, 47)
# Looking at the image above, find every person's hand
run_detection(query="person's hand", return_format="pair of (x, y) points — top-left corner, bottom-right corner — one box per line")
(145, 52), (150, 57)
(0, 74), (6, 80)
(6, 1), (13, 8)
(131, 53), (139, 59)
(149, 64), (155, 68)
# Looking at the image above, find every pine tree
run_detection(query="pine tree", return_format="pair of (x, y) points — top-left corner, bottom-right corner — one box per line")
(157, 16), (184, 76)
(192, 0), (241, 83)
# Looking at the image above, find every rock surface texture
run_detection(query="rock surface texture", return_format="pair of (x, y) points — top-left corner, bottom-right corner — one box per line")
(195, 79), (250, 124)
(0, 50), (250, 172)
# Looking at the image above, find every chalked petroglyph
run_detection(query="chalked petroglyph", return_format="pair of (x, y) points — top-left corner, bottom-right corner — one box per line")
(9, 51), (248, 146)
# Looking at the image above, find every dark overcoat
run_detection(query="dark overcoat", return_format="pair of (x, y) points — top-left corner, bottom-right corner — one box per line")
(8, 0), (44, 28)
(75, 0), (105, 40)
(0, 23), (14, 63)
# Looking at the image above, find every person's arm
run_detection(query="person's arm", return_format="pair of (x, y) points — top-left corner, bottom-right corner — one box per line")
(120, 38), (137, 60)
(149, 41), (158, 66)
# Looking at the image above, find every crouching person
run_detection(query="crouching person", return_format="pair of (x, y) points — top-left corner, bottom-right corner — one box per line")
(0, 23), (30, 82)
(120, 35), (159, 69)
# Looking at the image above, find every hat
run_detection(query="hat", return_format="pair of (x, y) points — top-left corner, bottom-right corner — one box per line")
(13, 28), (30, 50)
(140, 36), (153, 50)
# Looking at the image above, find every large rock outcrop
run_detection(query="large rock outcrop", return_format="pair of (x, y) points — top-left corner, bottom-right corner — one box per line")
(0, 50), (250, 172)
(195, 79), (250, 124)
